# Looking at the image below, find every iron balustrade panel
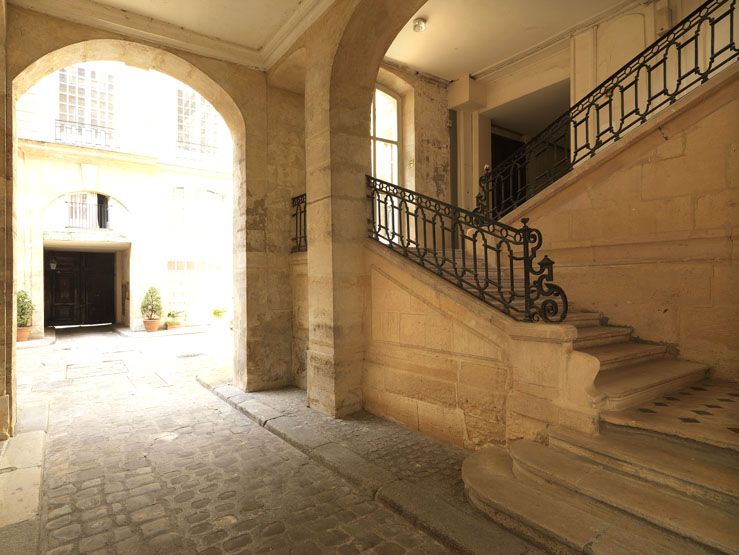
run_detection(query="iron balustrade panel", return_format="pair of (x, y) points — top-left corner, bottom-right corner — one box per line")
(66, 202), (110, 230)
(291, 194), (307, 252)
(366, 175), (568, 323)
(176, 140), (219, 162)
(55, 120), (117, 150)
(476, 0), (738, 220)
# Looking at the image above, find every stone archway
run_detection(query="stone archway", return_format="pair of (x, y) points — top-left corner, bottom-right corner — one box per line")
(302, 0), (426, 416)
(2, 37), (251, 437)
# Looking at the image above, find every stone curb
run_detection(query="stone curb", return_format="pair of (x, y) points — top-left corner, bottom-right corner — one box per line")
(114, 325), (211, 338)
(17, 329), (56, 350)
(197, 376), (538, 555)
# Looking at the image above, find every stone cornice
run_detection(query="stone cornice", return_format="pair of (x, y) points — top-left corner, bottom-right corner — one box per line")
(9, 0), (334, 71)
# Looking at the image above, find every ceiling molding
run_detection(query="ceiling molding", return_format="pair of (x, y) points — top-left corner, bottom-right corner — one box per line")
(9, 0), (334, 70)
(472, 0), (642, 81)
(261, 0), (334, 69)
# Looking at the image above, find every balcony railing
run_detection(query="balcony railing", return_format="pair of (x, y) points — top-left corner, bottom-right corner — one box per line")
(291, 194), (307, 253)
(55, 120), (117, 150)
(176, 140), (219, 162)
(66, 202), (110, 230)
(476, 0), (738, 220)
(367, 176), (567, 322)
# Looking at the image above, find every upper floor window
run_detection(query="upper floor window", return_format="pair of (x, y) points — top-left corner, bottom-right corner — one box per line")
(57, 65), (116, 148)
(176, 88), (219, 159)
(370, 87), (400, 184)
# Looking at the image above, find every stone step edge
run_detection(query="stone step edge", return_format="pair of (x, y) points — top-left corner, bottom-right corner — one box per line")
(600, 415), (739, 453)
(549, 426), (739, 507)
(511, 440), (739, 553)
(462, 447), (709, 555)
(196, 376), (533, 555)
(583, 343), (668, 371)
(595, 364), (709, 411)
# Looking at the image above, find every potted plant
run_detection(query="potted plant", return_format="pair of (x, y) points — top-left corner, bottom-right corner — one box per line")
(212, 307), (226, 320)
(140, 287), (162, 332)
(17, 290), (34, 342)
(166, 310), (184, 330)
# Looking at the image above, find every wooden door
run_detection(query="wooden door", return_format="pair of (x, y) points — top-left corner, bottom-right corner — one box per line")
(82, 253), (115, 324)
(45, 251), (115, 326)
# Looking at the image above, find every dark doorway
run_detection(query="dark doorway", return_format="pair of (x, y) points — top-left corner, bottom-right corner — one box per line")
(491, 132), (526, 216)
(44, 251), (115, 326)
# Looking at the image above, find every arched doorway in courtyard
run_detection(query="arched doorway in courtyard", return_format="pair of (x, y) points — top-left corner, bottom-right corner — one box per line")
(7, 39), (249, 433)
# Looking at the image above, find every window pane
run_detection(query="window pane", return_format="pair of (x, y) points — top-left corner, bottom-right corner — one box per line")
(375, 140), (398, 184)
(374, 89), (398, 141)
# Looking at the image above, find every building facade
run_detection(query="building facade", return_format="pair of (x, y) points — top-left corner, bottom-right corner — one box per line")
(14, 61), (233, 336)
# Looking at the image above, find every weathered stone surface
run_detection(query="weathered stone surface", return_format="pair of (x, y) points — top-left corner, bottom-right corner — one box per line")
(19, 328), (455, 553)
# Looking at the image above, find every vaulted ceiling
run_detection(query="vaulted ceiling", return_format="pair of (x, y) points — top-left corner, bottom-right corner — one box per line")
(13, 0), (630, 80)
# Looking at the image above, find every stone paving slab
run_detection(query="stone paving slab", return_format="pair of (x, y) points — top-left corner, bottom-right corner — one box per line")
(0, 430), (46, 554)
(199, 373), (541, 555)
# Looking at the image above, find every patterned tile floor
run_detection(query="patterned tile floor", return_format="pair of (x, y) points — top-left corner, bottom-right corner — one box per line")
(603, 380), (739, 451)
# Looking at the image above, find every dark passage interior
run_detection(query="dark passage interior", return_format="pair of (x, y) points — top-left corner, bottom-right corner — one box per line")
(44, 250), (115, 326)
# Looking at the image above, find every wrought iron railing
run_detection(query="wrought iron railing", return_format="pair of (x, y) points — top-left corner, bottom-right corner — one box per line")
(291, 194), (307, 253)
(55, 120), (117, 150)
(176, 140), (219, 161)
(367, 176), (567, 322)
(476, 0), (738, 220)
(66, 201), (110, 230)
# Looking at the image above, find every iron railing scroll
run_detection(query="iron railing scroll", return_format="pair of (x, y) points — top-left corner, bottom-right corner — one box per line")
(476, 0), (738, 220)
(291, 194), (307, 253)
(367, 175), (567, 323)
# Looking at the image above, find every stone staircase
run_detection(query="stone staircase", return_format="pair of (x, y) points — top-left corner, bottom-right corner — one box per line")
(406, 246), (710, 410)
(430, 249), (739, 552)
(462, 380), (739, 553)
(568, 308), (710, 411)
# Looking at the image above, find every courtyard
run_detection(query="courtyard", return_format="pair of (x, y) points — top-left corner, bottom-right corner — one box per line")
(5, 327), (536, 554)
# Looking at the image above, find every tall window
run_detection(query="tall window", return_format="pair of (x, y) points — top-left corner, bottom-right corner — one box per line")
(176, 88), (219, 158)
(57, 64), (115, 148)
(370, 88), (400, 184)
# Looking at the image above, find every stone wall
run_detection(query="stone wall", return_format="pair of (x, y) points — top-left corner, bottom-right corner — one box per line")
(504, 66), (739, 380)
(266, 84), (307, 389)
(0, 1), (12, 440)
(290, 252), (308, 389)
(362, 241), (581, 449)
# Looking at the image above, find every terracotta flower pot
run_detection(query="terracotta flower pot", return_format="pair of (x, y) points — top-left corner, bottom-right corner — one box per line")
(167, 321), (181, 330)
(17, 326), (32, 342)
(143, 319), (160, 332)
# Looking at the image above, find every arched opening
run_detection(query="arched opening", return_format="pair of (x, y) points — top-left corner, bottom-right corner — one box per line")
(8, 39), (248, 432)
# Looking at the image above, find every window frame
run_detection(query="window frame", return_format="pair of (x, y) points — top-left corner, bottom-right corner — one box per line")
(370, 84), (402, 185)
(58, 65), (115, 129)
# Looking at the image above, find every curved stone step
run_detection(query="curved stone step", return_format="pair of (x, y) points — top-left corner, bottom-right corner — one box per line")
(549, 425), (739, 507)
(580, 342), (667, 371)
(574, 325), (631, 348)
(510, 440), (739, 553)
(462, 446), (712, 554)
(592, 358), (709, 410)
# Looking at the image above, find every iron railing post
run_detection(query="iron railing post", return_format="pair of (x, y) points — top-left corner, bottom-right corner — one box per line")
(520, 218), (533, 322)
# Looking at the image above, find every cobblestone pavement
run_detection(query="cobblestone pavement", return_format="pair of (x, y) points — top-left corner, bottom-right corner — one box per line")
(230, 389), (472, 512)
(17, 327), (452, 554)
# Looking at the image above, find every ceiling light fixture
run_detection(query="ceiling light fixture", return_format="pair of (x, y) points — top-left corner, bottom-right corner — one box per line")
(413, 18), (427, 32)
